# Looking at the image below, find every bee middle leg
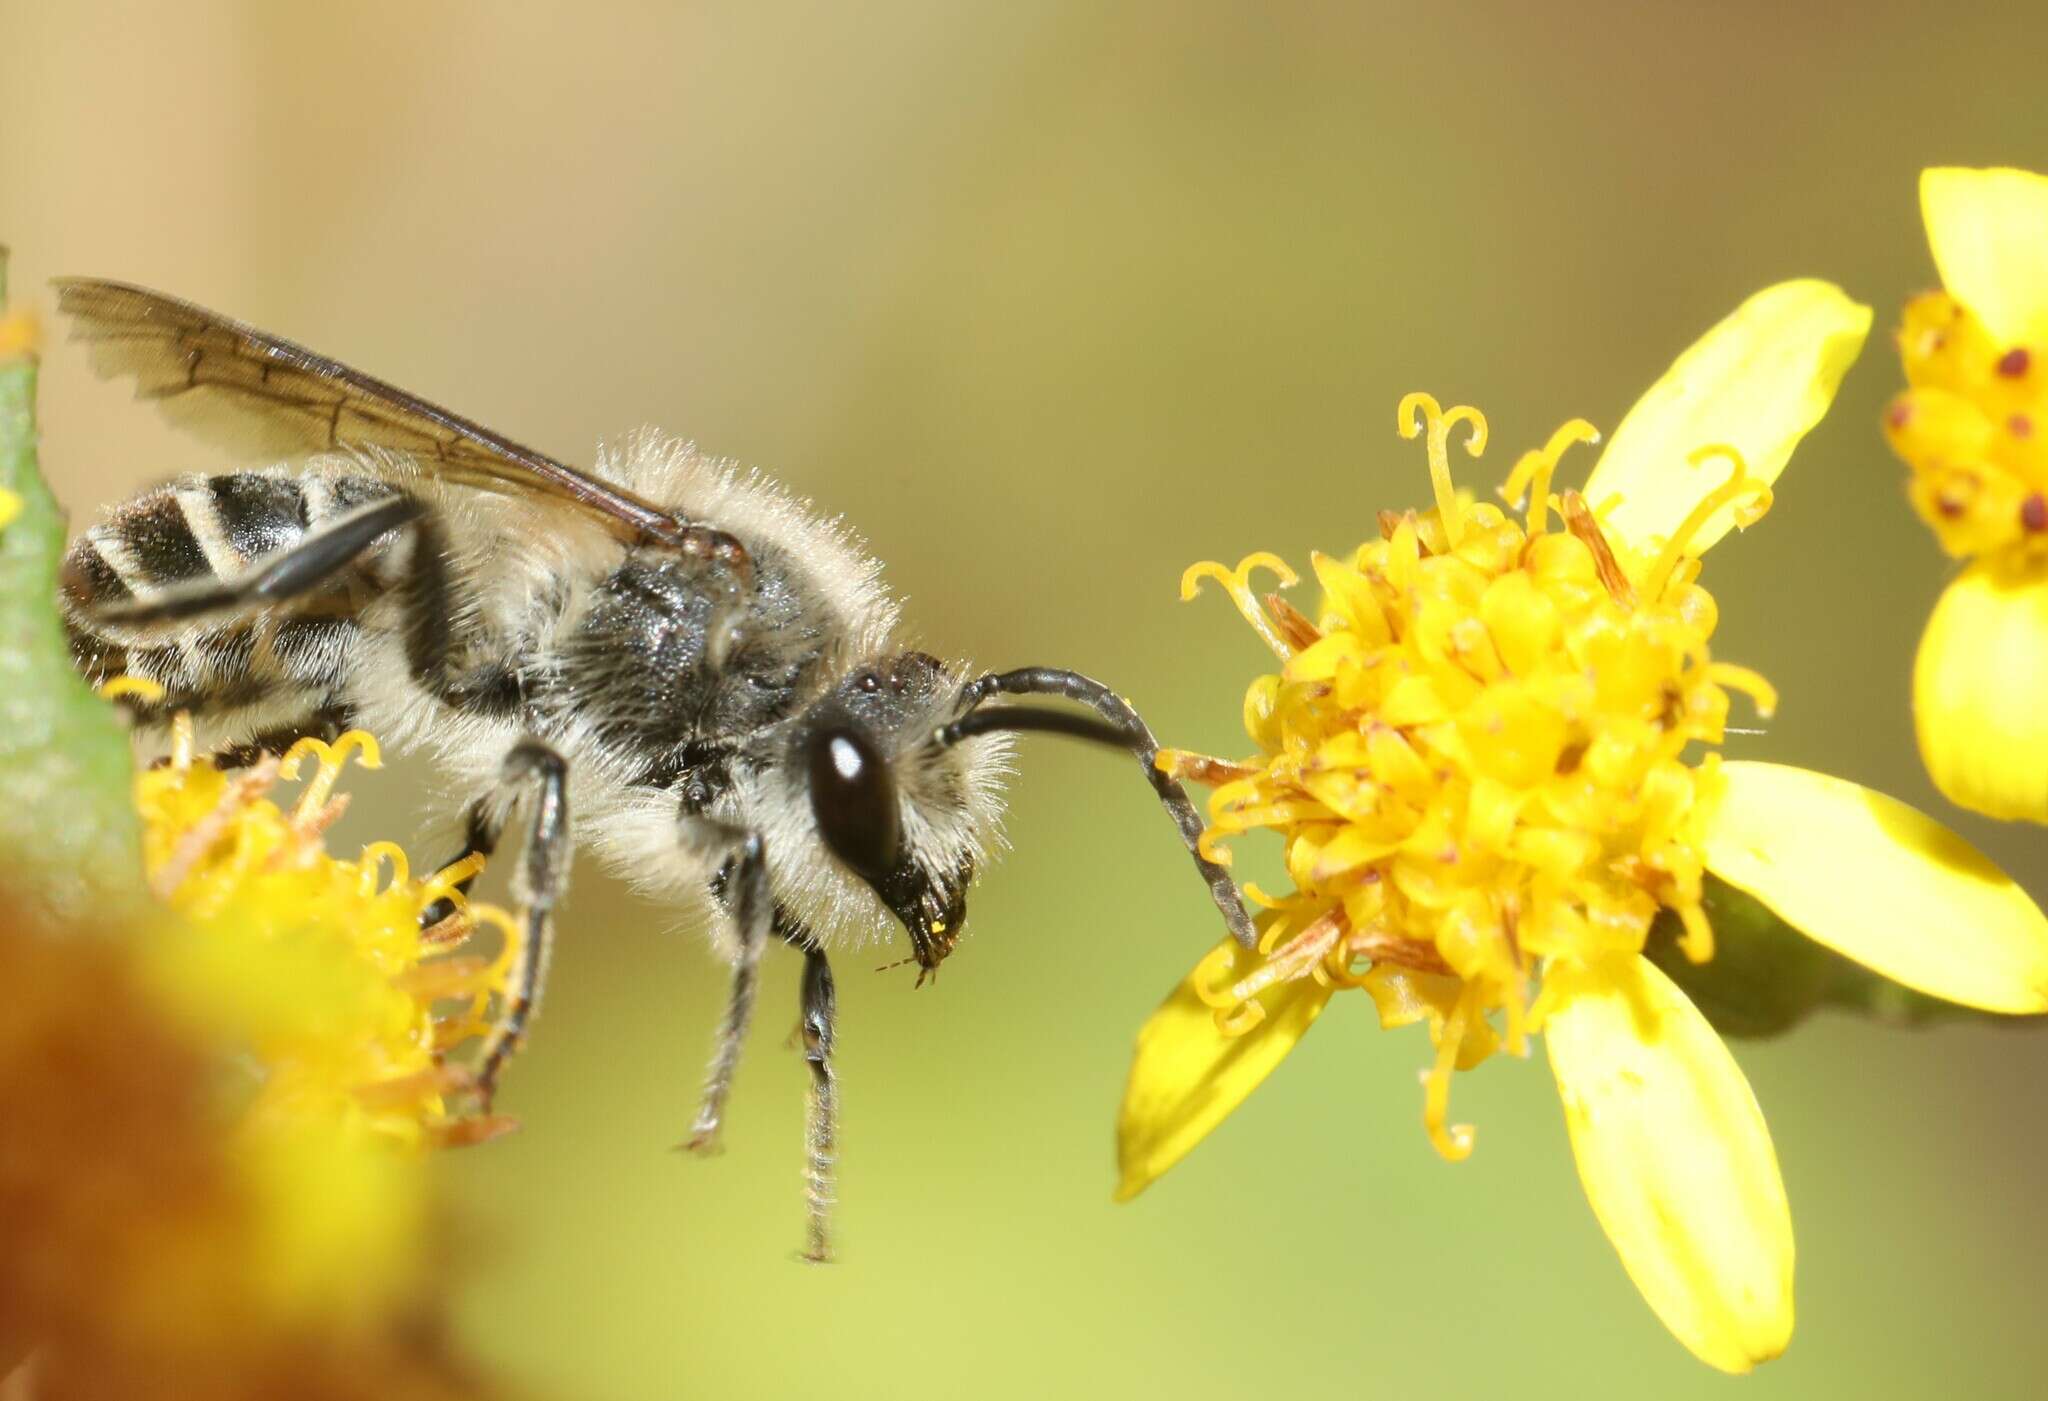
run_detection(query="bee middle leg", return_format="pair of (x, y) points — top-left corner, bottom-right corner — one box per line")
(682, 824), (773, 1154)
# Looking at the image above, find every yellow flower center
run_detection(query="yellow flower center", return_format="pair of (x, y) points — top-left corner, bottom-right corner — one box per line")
(1885, 290), (2048, 560)
(1161, 395), (1776, 1160)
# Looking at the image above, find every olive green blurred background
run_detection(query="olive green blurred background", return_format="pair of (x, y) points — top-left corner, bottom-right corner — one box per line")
(6, 3), (2047, 1395)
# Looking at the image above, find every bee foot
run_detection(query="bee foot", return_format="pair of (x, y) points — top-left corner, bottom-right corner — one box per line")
(678, 1124), (725, 1157)
(429, 1113), (520, 1149)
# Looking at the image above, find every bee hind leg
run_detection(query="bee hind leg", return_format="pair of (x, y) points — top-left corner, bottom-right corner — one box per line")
(210, 702), (355, 770)
(472, 739), (571, 1109)
(88, 494), (427, 630)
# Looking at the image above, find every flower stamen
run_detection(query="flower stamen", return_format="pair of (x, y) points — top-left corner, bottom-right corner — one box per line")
(392, 956), (493, 1000)
(1642, 445), (1774, 602)
(1423, 980), (1480, 1162)
(1677, 899), (1717, 964)
(279, 730), (384, 820)
(1181, 553), (1303, 659)
(357, 840), (412, 896)
(1263, 593), (1323, 650)
(1560, 490), (1638, 607)
(1503, 417), (1602, 536)
(1398, 392), (1489, 549)
(97, 673), (168, 704)
(421, 851), (489, 906)
(1706, 663), (1779, 720)
(421, 908), (478, 947)
(1155, 750), (1262, 787)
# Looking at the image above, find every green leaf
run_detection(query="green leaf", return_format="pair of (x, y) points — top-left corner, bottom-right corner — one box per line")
(1645, 874), (2036, 1038)
(0, 248), (145, 930)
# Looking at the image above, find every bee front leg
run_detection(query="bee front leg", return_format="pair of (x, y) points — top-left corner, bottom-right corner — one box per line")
(682, 825), (771, 1154)
(474, 740), (571, 1106)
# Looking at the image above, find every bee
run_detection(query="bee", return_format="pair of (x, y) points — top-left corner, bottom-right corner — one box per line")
(52, 279), (1252, 1260)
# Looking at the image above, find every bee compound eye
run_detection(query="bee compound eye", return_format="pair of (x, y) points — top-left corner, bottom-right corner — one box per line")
(808, 728), (902, 882)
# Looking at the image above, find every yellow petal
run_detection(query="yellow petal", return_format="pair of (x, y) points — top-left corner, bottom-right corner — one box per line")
(1583, 281), (1871, 564)
(1546, 954), (1792, 1374)
(1915, 560), (2048, 823)
(1114, 935), (1332, 1201)
(1921, 166), (2048, 347)
(1700, 761), (2048, 1012)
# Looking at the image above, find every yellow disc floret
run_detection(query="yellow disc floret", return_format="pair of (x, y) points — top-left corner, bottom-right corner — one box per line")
(1160, 396), (1775, 1160)
(1885, 290), (2048, 559)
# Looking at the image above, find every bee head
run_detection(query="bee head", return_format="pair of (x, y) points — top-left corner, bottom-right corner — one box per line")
(785, 660), (1253, 980)
(797, 652), (1002, 978)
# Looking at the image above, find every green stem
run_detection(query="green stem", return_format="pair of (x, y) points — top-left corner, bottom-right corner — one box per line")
(0, 248), (145, 930)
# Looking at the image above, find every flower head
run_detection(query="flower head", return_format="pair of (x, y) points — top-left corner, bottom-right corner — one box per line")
(1884, 166), (2048, 820)
(1119, 282), (2048, 1372)
(1164, 398), (1779, 1160)
(1, 706), (524, 1394)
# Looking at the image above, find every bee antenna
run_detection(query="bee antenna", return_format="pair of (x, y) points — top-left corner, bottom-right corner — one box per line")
(933, 705), (1135, 749)
(935, 667), (1256, 949)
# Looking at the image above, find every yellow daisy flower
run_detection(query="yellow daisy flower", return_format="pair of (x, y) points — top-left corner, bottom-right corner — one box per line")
(1118, 281), (2048, 1373)
(1884, 166), (2048, 821)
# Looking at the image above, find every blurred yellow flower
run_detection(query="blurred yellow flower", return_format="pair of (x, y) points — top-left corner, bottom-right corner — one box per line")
(2, 707), (519, 1395)
(1119, 282), (2048, 1373)
(2, 260), (514, 1396)
(1885, 166), (2048, 821)
(134, 719), (517, 1157)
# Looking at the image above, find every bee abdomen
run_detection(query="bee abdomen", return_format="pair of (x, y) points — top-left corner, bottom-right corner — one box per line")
(62, 468), (394, 721)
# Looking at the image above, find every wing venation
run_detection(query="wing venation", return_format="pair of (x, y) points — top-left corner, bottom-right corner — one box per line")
(53, 277), (683, 543)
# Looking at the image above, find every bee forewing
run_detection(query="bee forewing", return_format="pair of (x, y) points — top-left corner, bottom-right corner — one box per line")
(52, 277), (683, 544)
